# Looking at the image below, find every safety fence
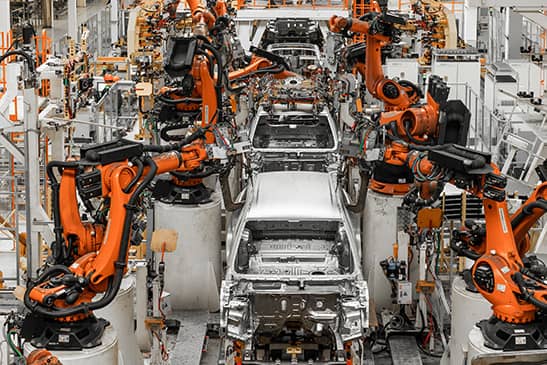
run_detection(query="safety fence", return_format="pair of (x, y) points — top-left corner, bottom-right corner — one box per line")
(235, 0), (349, 9)
(0, 175), (23, 289)
(54, 5), (120, 59)
(396, 0), (464, 13)
(446, 81), (503, 154)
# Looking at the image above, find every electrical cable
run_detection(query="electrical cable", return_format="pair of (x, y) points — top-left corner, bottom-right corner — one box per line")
(513, 272), (547, 310)
(0, 49), (35, 73)
(24, 158), (158, 317)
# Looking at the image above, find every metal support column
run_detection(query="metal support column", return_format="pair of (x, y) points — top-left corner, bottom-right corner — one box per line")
(488, 8), (503, 63)
(0, 0), (9, 85)
(0, 0), (9, 34)
(68, 0), (78, 41)
(42, 0), (53, 28)
(463, 4), (478, 48)
(111, 0), (119, 45)
(23, 85), (41, 278)
(504, 8), (523, 60)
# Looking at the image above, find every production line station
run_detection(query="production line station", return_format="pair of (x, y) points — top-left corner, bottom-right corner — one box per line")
(0, 0), (546, 364)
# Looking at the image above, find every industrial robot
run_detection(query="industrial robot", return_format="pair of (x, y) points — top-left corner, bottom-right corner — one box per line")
(144, 0), (293, 204)
(10, 130), (212, 349)
(387, 142), (547, 351)
(330, 11), (470, 195)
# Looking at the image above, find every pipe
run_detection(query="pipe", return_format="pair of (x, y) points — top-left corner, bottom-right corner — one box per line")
(511, 199), (547, 229)
(25, 158), (158, 317)
(0, 50), (35, 73)
(46, 161), (80, 264)
(513, 272), (547, 311)
(346, 167), (369, 213)
(219, 167), (244, 211)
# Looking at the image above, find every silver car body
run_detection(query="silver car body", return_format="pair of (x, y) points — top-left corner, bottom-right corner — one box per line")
(247, 104), (339, 173)
(221, 171), (368, 363)
(266, 42), (324, 71)
(248, 106), (338, 155)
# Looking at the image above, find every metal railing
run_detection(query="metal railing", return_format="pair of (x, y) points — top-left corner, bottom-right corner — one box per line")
(445, 82), (504, 154)
(54, 5), (117, 58)
(236, 0), (349, 9)
(0, 175), (23, 288)
(397, 0), (464, 13)
(445, 81), (546, 185)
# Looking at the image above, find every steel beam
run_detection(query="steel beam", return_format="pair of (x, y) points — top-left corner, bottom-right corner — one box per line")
(111, 0), (119, 45)
(0, 133), (24, 164)
(42, 0), (53, 28)
(68, 0), (78, 41)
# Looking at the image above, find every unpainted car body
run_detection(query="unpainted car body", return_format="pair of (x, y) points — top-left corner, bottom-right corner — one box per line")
(221, 171), (368, 364)
(247, 105), (339, 172)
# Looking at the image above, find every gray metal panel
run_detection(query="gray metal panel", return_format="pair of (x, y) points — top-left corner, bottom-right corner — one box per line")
(247, 171), (342, 221)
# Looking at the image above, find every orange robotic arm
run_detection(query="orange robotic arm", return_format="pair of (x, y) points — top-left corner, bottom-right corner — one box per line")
(510, 181), (547, 254)
(161, 39), (293, 136)
(400, 145), (547, 329)
(186, 0), (216, 28)
(228, 54), (295, 81)
(329, 14), (419, 111)
(25, 132), (209, 321)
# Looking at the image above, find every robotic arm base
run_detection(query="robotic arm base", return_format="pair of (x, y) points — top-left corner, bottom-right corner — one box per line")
(478, 315), (546, 351)
(21, 313), (109, 351)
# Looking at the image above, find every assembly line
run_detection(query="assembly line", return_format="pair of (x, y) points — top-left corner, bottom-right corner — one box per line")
(0, 0), (546, 364)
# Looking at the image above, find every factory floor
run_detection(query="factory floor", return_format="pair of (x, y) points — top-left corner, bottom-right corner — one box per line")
(197, 339), (441, 365)
(196, 338), (442, 364)
(164, 310), (443, 365)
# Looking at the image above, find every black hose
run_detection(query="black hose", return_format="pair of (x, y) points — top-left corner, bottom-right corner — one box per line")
(223, 70), (245, 94)
(195, 34), (212, 45)
(24, 265), (72, 309)
(196, 49), (215, 78)
(387, 121), (403, 140)
(46, 161), (81, 263)
(404, 119), (433, 146)
(219, 162), (244, 211)
(25, 158), (158, 317)
(0, 50), (35, 73)
(513, 272), (547, 311)
(511, 199), (547, 230)
(123, 157), (144, 193)
(346, 168), (370, 213)
(157, 94), (202, 105)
